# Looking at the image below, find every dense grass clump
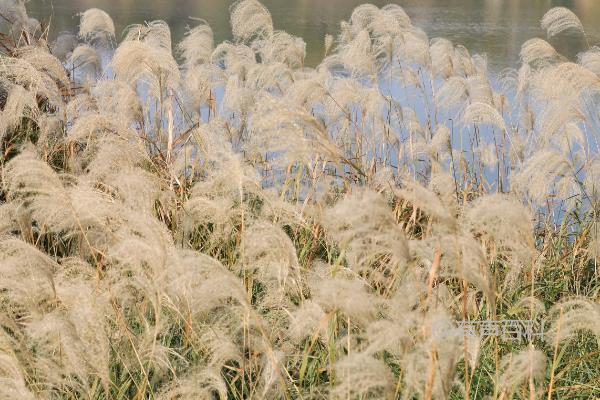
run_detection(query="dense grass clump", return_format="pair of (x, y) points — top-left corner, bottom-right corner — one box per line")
(0, 0), (599, 398)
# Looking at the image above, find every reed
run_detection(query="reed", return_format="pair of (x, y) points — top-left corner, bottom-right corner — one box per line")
(0, 1), (598, 399)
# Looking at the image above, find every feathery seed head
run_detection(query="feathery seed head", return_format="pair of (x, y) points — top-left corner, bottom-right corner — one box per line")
(230, 0), (274, 43)
(541, 7), (585, 39)
(78, 8), (115, 46)
(178, 19), (214, 69)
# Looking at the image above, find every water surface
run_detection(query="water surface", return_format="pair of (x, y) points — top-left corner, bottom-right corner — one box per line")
(27, 0), (600, 69)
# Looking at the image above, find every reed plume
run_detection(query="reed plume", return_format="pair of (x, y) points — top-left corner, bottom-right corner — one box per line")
(541, 7), (585, 39)
(230, 0), (273, 43)
(0, 2), (598, 399)
(78, 8), (115, 46)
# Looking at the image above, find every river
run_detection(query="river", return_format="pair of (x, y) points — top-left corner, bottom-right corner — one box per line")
(27, 0), (600, 69)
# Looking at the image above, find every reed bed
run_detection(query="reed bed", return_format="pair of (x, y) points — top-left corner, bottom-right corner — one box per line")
(0, 1), (598, 399)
